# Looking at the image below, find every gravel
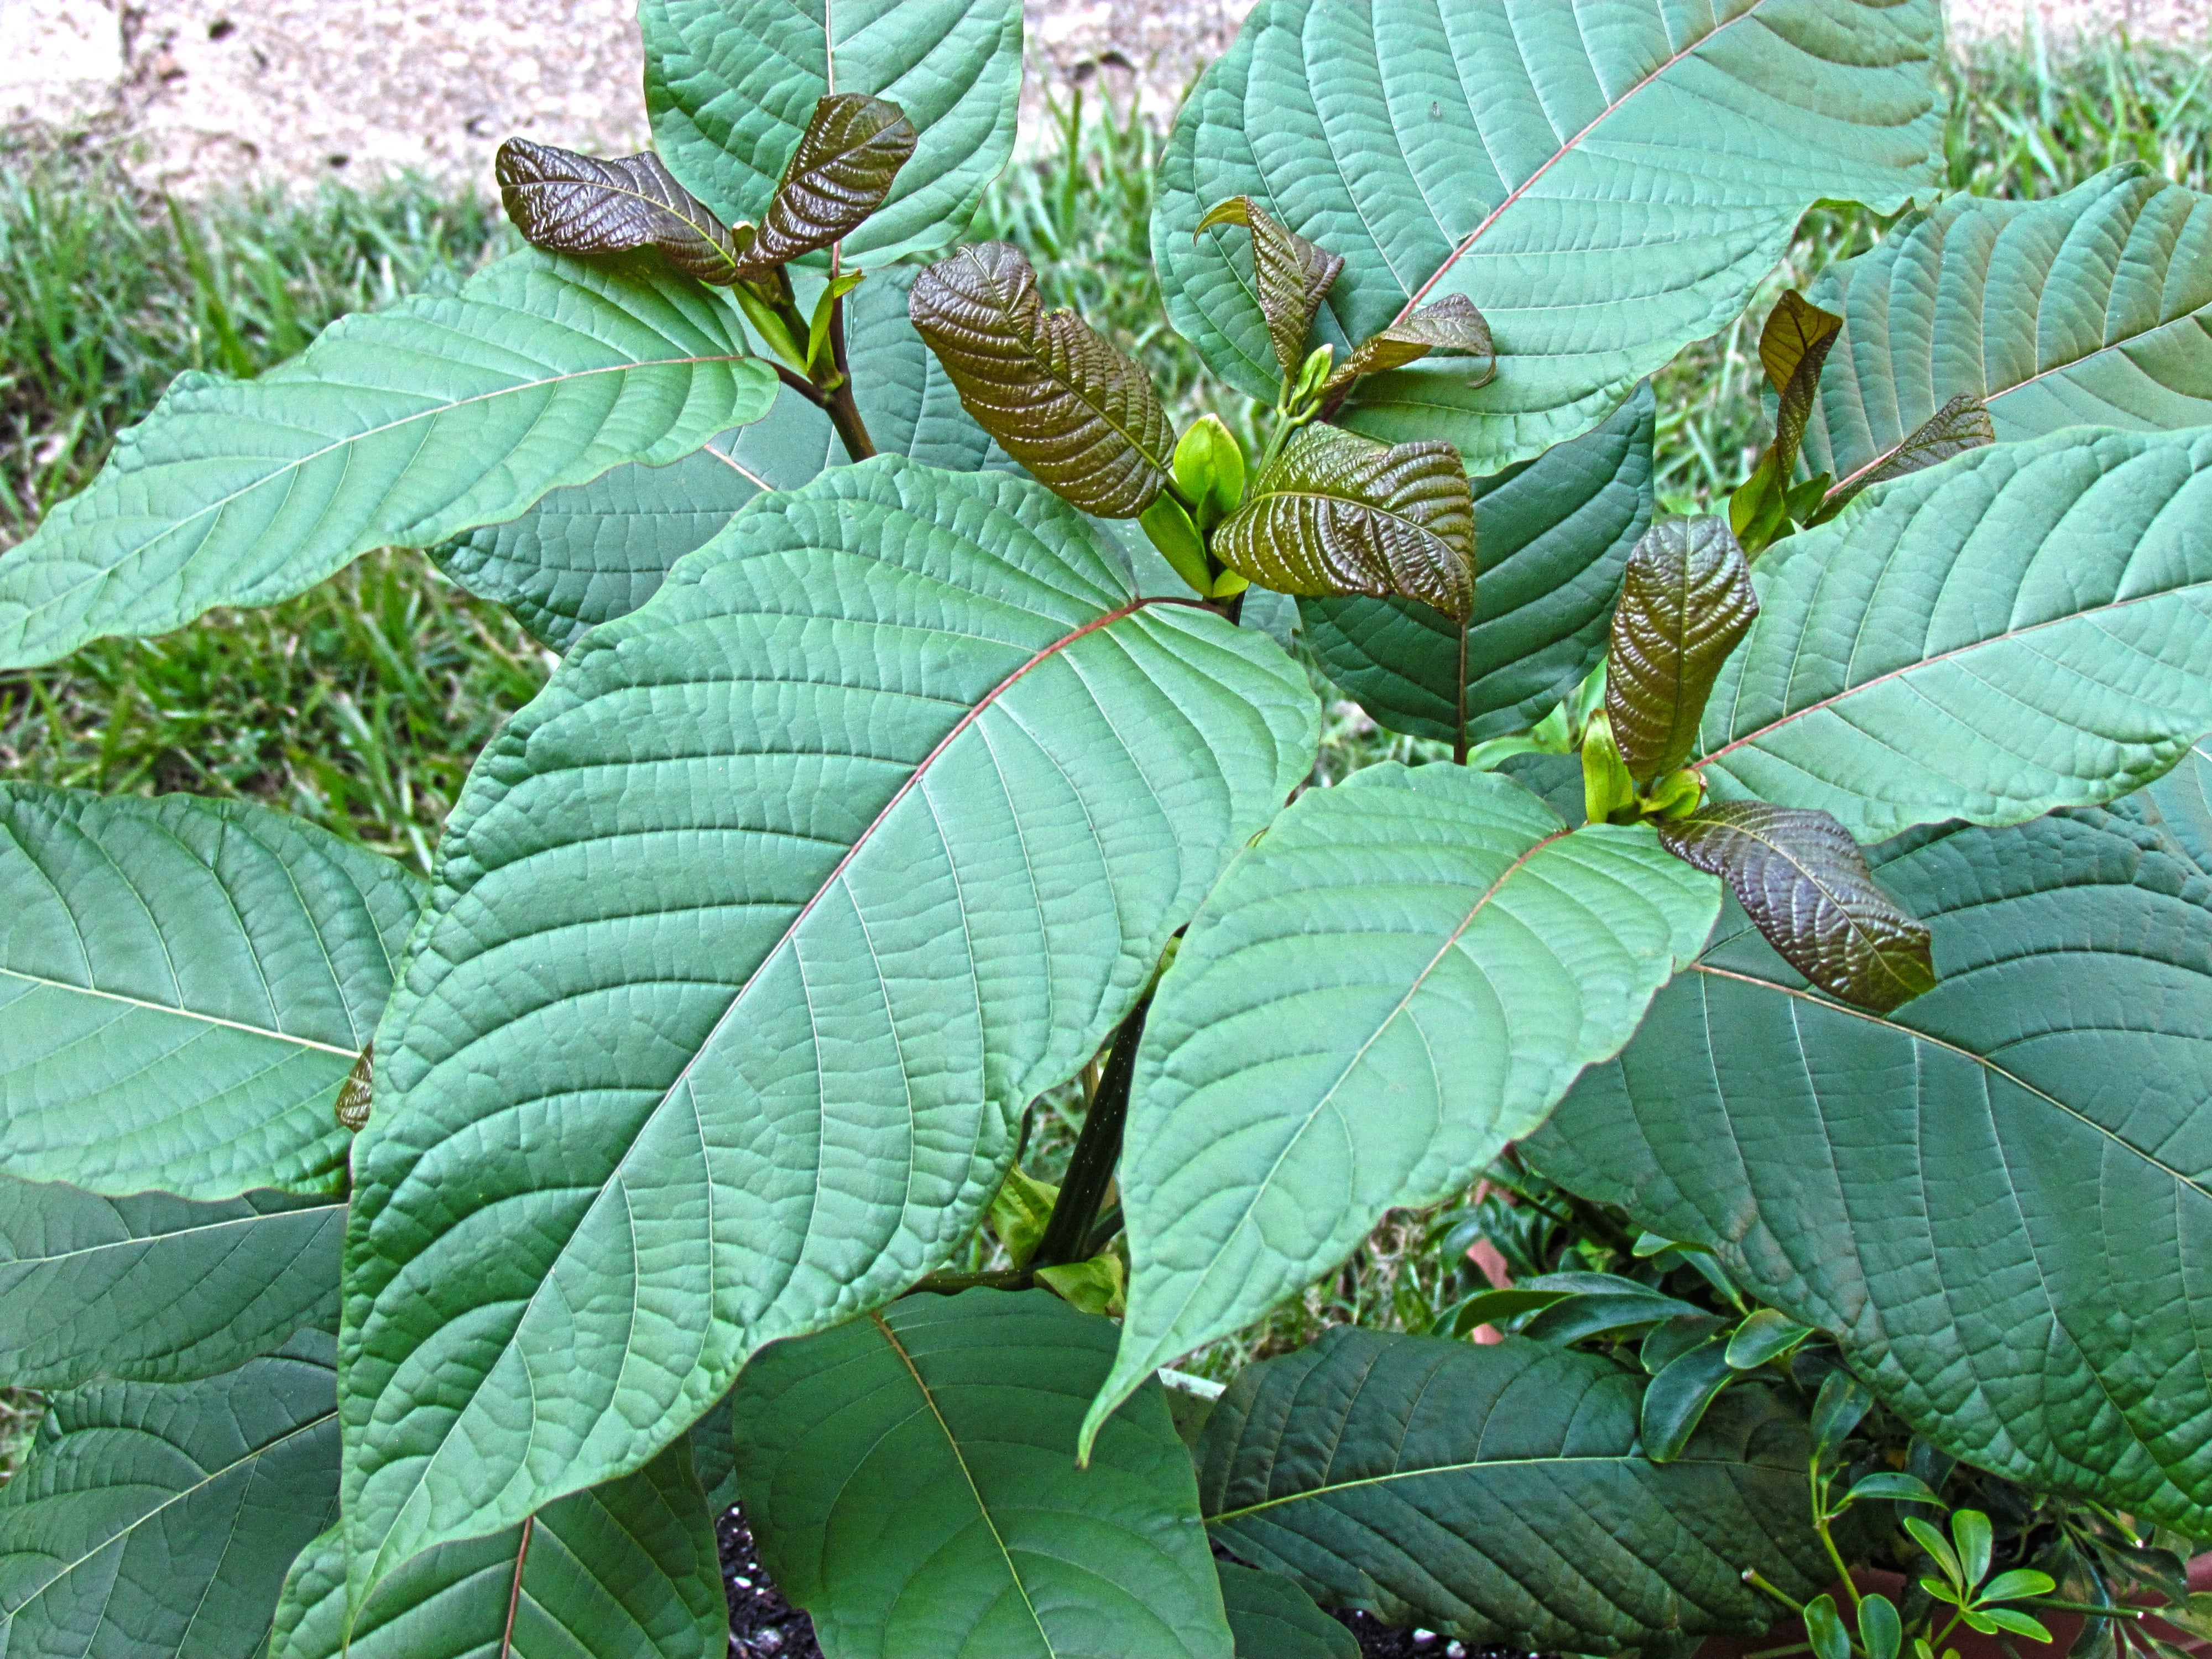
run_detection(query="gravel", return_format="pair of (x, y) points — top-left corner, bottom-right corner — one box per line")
(9, 0), (2202, 199)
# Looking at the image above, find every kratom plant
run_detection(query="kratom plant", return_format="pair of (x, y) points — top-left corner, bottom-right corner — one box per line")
(1, 2), (2209, 1656)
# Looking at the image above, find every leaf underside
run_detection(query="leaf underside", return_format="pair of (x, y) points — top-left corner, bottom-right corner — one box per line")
(1215, 1562), (1359, 1659)
(910, 240), (1176, 517)
(434, 265), (1008, 649)
(1155, 0), (1942, 474)
(1530, 805), (2212, 1532)
(1212, 424), (1474, 619)
(733, 1289), (1234, 1659)
(0, 785), (420, 1200)
(338, 458), (1315, 1611)
(269, 1436), (726, 1659)
(1803, 163), (2212, 489)
(0, 249), (779, 668)
(0, 1334), (341, 1659)
(1091, 764), (1718, 1446)
(1606, 518), (1759, 784)
(1697, 425), (2212, 837)
(1197, 1329), (1835, 1652)
(1657, 801), (1934, 1013)
(0, 1173), (341, 1389)
(1301, 381), (1655, 745)
(640, 0), (1021, 265)
(497, 140), (741, 284)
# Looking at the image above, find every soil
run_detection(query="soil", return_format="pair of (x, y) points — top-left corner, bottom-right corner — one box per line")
(719, 1504), (1526, 1659)
(7, 1), (2205, 199)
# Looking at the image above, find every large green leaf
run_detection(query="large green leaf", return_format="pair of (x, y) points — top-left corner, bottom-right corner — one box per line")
(1803, 164), (2212, 491)
(338, 457), (1316, 1611)
(732, 1289), (1233, 1659)
(1698, 425), (2212, 837)
(1087, 763), (1718, 1448)
(1197, 1329), (1833, 1652)
(433, 264), (1008, 650)
(1301, 381), (1654, 745)
(0, 251), (778, 669)
(0, 1332), (340, 1658)
(641, 0), (1020, 265)
(1527, 806), (2212, 1532)
(1155, 0), (1942, 476)
(269, 1436), (724, 1659)
(0, 1173), (339, 1389)
(0, 786), (421, 1200)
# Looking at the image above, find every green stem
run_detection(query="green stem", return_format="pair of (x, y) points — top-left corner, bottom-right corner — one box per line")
(1746, 1571), (1808, 1615)
(1932, 1607), (1969, 1653)
(1031, 997), (1150, 1270)
(2023, 1600), (2138, 1619)
(1816, 1512), (1864, 1613)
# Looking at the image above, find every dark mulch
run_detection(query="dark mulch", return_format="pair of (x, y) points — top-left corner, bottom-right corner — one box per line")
(720, 1506), (823, 1658)
(720, 1505), (1511, 1658)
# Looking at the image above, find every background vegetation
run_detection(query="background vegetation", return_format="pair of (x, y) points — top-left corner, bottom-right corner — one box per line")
(2, 33), (2206, 1451)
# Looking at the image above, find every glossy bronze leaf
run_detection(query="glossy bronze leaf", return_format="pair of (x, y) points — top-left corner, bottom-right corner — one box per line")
(1606, 518), (1758, 784)
(735, 93), (919, 274)
(1762, 290), (1844, 477)
(1658, 801), (1936, 1012)
(1196, 196), (1344, 380)
(496, 139), (741, 284)
(909, 239), (1175, 517)
(1212, 425), (1473, 619)
(1331, 295), (1496, 390)
(333, 1044), (373, 1133)
(1809, 393), (1995, 524)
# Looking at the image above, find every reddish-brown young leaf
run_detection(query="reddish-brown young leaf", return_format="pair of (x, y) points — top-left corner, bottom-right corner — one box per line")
(1329, 295), (1496, 391)
(909, 240), (1176, 517)
(1212, 424), (1474, 619)
(1196, 195), (1345, 380)
(1606, 518), (1759, 784)
(734, 93), (919, 274)
(1809, 393), (1996, 524)
(1657, 801), (1937, 1011)
(496, 139), (741, 284)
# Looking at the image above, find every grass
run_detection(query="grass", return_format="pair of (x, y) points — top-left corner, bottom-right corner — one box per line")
(0, 34), (2208, 1421)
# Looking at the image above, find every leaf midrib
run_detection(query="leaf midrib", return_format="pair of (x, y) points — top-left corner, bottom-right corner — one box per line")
(4, 1201), (340, 1269)
(1691, 962), (2209, 1195)
(1394, 1), (1772, 322)
(1139, 819), (1572, 1363)
(3, 1404), (335, 1615)
(0, 966), (358, 1056)
(1206, 1446), (1767, 1523)
(20, 349), (763, 626)
(1698, 573), (2208, 771)
(357, 590), (1203, 1593)
(870, 1311), (1055, 1652)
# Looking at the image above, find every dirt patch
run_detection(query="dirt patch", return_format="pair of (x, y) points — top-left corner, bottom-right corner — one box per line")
(16, 0), (2194, 200)
(3, 0), (1255, 197)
